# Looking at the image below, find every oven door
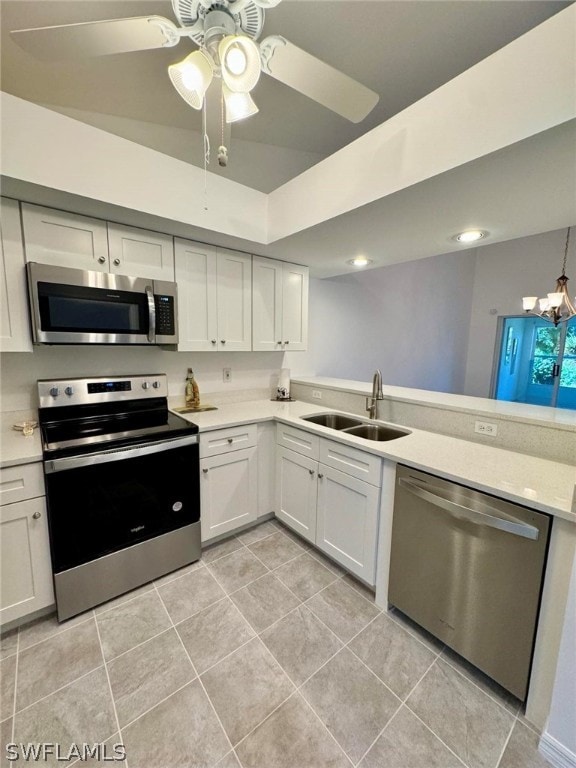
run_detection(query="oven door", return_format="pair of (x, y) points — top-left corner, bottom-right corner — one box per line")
(44, 435), (200, 573)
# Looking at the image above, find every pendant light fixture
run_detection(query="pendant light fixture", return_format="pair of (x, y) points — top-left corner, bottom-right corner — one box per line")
(522, 227), (576, 327)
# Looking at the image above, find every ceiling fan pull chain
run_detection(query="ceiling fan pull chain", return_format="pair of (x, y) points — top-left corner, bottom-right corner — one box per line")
(218, 83), (229, 167)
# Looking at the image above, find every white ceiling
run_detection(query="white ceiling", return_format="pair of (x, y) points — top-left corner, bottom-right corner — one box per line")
(1, 0), (575, 277)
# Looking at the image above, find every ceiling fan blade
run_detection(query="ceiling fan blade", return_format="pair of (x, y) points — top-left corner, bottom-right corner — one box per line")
(11, 16), (181, 61)
(260, 36), (379, 123)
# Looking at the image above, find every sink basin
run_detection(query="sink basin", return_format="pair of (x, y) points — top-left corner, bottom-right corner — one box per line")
(301, 413), (364, 430)
(342, 424), (410, 442)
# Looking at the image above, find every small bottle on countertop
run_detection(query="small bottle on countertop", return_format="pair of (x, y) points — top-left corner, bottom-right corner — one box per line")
(185, 368), (200, 409)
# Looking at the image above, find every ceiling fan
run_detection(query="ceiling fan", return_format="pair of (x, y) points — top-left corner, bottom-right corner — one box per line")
(11, 0), (380, 128)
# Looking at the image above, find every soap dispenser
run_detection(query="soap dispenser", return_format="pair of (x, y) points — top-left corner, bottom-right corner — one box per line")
(185, 368), (200, 409)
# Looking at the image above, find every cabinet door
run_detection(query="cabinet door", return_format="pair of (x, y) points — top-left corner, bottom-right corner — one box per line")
(216, 249), (252, 351)
(0, 198), (32, 352)
(200, 447), (257, 542)
(175, 238), (218, 351)
(257, 423), (276, 518)
(21, 203), (109, 271)
(275, 447), (318, 544)
(316, 465), (379, 584)
(107, 223), (174, 280)
(252, 256), (283, 352)
(0, 497), (54, 624)
(281, 263), (309, 351)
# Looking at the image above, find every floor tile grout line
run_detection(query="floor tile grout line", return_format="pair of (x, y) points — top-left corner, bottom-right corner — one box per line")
(352, 699), (405, 767)
(152, 581), (236, 759)
(193, 632), (258, 679)
(11, 663), (106, 718)
(116, 678), (199, 734)
(495, 711), (520, 768)
(10, 625), (19, 743)
(93, 617), (127, 768)
(306, 570), (383, 617)
(516, 714), (541, 737)
(92, 587), (157, 618)
(352, 647), (449, 767)
(153, 561), (206, 588)
(436, 651), (521, 718)
(245, 534), (310, 573)
(383, 610), (446, 656)
(102, 625), (177, 665)
(16, 612), (95, 653)
(297, 691), (356, 767)
(401, 701), (473, 768)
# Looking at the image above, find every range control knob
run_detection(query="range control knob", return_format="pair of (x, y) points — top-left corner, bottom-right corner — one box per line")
(152, 381), (160, 389)
(142, 382), (150, 390)
(65, 386), (74, 397)
(49, 387), (59, 398)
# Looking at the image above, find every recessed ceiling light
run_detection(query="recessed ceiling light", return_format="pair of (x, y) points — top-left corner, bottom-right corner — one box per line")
(347, 256), (373, 267)
(453, 230), (488, 243)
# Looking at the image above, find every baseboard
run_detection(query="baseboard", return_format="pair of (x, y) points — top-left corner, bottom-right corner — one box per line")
(539, 732), (576, 768)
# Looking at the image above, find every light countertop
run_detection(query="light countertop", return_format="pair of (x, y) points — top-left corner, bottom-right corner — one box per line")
(0, 410), (43, 468)
(174, 399), (576, 523)
(2, 400), (574, 522)
(292, 377), (576, 430)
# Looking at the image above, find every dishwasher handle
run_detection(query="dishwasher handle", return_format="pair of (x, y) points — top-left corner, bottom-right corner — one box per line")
(398, 478), (539, 540)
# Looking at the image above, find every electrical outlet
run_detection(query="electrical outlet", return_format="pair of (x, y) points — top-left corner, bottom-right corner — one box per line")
(312, 390), (322, 399)
(475, 420), (498, 436)
(223, 367), (231, 383)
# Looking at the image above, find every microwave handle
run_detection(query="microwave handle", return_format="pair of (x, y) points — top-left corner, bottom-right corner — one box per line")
(146, 286), (156, 343)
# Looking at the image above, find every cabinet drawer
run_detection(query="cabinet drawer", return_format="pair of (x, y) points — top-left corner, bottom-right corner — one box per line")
(200, 424), (257, 458)
(276, 423), (320, 459)
(320, 439), (382, 486)
(0, 463), (45, 506)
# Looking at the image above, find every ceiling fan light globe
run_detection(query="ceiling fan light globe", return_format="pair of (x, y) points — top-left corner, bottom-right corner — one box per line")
(168, 50), (213, 110)
(225, 46), (247, 76)
(223, 85), (259, 123)
(219, 35), (261, 92)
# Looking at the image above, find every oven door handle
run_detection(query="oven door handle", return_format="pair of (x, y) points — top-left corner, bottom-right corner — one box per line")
(44, 434), (198, 474)
(146, 285), (156, 343)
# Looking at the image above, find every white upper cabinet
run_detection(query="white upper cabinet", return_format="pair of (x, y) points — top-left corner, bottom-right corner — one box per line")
(216, 248), (252, 351)
(252, 256), (308, 351)
(21, 204), (174, 280)
(0, 197), (32, 352)
(21, 203), (109, 271)
(107, 223), (174, 280)
(175, 239), (251, 352)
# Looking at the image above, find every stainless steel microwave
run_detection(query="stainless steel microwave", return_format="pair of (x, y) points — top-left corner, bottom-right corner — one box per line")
(26, 262), (178, 345)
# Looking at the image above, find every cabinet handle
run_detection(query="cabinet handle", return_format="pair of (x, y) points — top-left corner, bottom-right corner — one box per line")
(113, 258), (121, 266)
(318, 473), (324, 479)
(211, 339), (217, 345)
(227, 438), (233, 444)
(309, 469), (315, 476)
(277, 341), (282, 345)
(32, 511), (42, 519)
(221, 340), (226, 344)
(203, 468), (209, 474)
(97, 256), (106, 264)
(284, 341), (290, 345)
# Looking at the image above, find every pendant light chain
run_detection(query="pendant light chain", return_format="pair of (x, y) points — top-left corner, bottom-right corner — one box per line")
(562, 226), (571, 276)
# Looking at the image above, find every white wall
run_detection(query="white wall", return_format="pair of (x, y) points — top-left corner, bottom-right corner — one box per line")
(0, 348), (289, 412)
(541, 551), (576, 761)
(294, 250), (477, 394)
(464, 228), (576, 397)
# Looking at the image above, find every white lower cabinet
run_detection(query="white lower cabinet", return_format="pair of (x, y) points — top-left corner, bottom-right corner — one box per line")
(316, 465), (380, 580)
(276, 447), (318, 543)
(0, 464), (54, 626)
(200, 425), (258, 542)
(275, 425), (382, 584)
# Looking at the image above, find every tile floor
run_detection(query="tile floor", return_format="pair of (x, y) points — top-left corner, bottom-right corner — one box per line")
(0, 519), (551, 768)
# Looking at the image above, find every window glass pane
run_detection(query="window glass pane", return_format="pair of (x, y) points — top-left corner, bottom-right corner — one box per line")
(534, 326), (560, 356)
(560, 359), (576, 388)
(530, 357), (555, 386)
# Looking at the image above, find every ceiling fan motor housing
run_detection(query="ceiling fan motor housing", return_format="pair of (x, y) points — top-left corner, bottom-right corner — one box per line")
(203, 8), (237, 56)
(172, 0), (264, 45)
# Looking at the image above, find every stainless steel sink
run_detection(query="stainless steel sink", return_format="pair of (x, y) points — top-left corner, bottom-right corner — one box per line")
(342, 424), (410, 442)
(301, 413), (364, 430)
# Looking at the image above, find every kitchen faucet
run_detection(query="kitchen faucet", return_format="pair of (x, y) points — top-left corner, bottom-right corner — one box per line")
(366, 369), (384, 419)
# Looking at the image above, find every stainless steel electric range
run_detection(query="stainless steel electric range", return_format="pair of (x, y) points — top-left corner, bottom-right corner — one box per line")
(38, 374), (200, 621)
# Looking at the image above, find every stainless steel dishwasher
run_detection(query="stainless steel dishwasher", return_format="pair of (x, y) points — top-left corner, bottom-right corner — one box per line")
(389, 465), (551, 701)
